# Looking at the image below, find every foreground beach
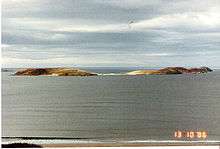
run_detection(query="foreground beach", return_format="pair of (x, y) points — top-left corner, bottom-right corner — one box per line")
(3, 141), (220, 148)
(42, 142), (220, 147)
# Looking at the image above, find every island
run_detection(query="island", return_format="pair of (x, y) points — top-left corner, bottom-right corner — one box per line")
(13, 67), (213, 76)
(126, 67), (213, 75)
(14, 68), (97, 76)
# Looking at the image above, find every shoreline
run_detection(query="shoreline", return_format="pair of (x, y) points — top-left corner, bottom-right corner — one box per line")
(2, 142), (220, 148)
(42, 142), (220, 147)
(2, 139), (220, 147)
(3, 143), (219, 148)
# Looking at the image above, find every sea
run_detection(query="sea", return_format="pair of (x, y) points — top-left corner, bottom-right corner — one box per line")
(2, 67), (220, 145)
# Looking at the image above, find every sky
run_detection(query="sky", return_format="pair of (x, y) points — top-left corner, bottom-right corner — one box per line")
(2, 0), (220, 68)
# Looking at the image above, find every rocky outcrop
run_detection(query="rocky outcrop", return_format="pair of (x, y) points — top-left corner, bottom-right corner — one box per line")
(127, 67), (213, 75)
(14, 68), (97, 76)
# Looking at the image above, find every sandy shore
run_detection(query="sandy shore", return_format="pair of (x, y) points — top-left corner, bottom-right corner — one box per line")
(42, 142), (220, 147)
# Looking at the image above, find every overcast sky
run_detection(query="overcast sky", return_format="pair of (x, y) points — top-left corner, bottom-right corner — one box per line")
(2, 0), (220, 68)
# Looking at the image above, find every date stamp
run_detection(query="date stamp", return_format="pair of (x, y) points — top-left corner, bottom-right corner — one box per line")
(174, 130), (207, 139)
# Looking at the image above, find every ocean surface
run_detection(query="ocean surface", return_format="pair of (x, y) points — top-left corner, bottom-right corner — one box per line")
(2, 68), (220, 144)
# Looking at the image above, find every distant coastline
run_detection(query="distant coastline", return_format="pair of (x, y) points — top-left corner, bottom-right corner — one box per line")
(12, 67), (213, 76)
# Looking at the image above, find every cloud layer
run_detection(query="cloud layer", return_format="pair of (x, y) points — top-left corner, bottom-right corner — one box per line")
(2, 0), (220, 68)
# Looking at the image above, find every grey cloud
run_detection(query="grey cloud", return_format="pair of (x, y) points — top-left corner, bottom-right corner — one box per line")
(2, 0), (220, 67)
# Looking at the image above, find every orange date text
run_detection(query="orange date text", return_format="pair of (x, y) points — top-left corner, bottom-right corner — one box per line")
(174, 130), (207, 139)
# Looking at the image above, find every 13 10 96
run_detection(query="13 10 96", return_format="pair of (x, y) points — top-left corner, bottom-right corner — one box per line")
(174, 130), (207, 139)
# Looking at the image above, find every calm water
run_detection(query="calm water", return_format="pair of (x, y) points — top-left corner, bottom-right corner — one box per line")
(2, 68), (220, 144)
